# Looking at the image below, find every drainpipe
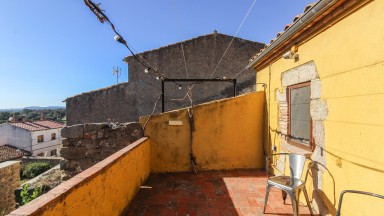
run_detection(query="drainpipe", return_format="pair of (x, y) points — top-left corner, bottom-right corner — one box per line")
(246, 0), (337, 69)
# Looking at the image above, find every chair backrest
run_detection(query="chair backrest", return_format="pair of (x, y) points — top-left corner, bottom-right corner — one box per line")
(289, 153), (306, 179)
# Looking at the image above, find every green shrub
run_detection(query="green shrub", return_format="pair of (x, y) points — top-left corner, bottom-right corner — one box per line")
(20, 184), (42, 205)
(22, 162), (52, 179)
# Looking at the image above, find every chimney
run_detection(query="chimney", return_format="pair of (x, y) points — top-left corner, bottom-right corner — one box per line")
(40, 114), (45, 120)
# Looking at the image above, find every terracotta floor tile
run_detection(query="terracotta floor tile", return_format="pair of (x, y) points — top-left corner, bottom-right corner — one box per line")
(124, 169), (317, 216)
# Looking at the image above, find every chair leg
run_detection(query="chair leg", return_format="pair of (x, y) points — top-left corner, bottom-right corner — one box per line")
(263, 184), (272, 213)
(282, 190), (288, 204)
(303, 187), (314, 216)
(288, 191), (300, 216)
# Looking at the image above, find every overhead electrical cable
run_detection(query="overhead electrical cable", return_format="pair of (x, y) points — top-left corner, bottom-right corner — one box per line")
(208, 0), (258, 79)
(84, 0), (162, 77)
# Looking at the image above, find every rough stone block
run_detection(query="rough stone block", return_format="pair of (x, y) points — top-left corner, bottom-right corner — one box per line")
(61, 124), (84, 138)
(312, 121), (325, 147)
(99, 140), (113, 148)
(311, 100), (328, 121)
(60, 147), (87, 160)
(282, 61), (317, 86)
(311, 79), (322, 99)
(84, 123), (109, 133)
(62, 139), (70, 147)
(276, 89), (287, 102)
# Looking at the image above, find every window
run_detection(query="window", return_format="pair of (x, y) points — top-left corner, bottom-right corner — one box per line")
(37, 152), (44, 157)
(51, 149), (57, 156)
(37, 135), (44, 143)
(51, 133), (56, 140)
(287, 82), (313, 150)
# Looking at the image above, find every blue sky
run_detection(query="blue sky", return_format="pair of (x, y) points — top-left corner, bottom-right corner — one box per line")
(0, 0), (314, 109)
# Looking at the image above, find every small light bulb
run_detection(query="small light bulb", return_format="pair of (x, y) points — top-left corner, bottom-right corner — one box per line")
(179, 85), (182, 90)
(156, 76), (160, 80)
(114, 35), (122, 43)
(222, 76), (227, 80)
(144, 67), (151, 73)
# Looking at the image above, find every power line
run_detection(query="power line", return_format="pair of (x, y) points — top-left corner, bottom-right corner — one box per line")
(209, 0), (258, 79)
(231, 67), (248, 79)
(84, 0), (161, 77)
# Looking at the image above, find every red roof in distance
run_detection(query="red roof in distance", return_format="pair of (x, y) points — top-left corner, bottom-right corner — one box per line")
(9, 120), (64, 131)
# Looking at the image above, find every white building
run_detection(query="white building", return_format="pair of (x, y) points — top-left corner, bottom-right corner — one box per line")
(0, 120), (64, 157)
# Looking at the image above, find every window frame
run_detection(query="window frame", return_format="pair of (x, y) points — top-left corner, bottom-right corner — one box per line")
(51, 149), (57, 156)
(287, 82), (314, 151)
(51, 133), (56, 140)
(37, 135), (44, 143)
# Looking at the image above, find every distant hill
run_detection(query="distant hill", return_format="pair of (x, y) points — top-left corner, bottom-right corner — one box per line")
(0, 106), (65, 112)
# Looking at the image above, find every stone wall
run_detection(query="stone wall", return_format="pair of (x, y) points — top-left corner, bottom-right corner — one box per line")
(0, 161), (20, 214)
(21, 157), (62, 169)
(66, 33), (264, 125)
(60, 122), (143, 177)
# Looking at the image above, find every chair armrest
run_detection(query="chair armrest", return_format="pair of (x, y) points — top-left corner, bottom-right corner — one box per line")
(336, 190), (384, 216)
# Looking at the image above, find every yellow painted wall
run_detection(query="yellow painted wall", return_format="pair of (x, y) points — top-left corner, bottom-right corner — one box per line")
(140, 92), (265, 173)
(18, 138), (151, 216)
(255, 1), (384, 215)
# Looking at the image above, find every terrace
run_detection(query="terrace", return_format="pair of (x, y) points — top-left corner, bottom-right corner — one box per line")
(8, 92), (314, 216)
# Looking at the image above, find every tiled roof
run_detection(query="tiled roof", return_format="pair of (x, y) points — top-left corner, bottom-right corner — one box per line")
(33, 120), (65, 129)
(0, 145), (30, 163)
(248, 1), (318, 64)
(9, 120), (64, 131)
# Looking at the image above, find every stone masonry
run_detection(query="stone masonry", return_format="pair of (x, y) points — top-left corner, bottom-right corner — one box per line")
(66, 32), (264, 125)
(60, 122), (143, 177)
(0, 161), (20, 214)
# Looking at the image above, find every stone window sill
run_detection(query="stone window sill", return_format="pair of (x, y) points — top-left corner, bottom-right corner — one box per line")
(281, 142), (312, 156)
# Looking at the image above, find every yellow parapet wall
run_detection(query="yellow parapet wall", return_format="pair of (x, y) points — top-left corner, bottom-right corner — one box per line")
(140, 92), (265, 173)
(9, 138), (151, 216)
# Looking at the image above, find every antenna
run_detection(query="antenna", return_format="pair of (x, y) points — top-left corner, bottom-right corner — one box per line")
(112, 66), (121, 84)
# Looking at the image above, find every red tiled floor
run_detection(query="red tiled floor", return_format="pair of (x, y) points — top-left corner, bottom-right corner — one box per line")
(125, 169), (315, 216)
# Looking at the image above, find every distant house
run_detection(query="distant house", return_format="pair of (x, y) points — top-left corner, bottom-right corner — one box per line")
(0, 119), (64, 157)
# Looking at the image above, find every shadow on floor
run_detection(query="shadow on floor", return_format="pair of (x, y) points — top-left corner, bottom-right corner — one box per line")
(125, 169), (314, 216)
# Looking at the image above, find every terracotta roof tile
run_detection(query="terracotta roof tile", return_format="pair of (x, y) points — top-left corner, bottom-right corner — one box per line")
(33, 120), (65, 129)
(276, 31), (285, 37)
(9, 120), (64, 131)
(0, 145), (30, 163)
(284, 23), (293, 30)
(248, 1), (319, 65)
(304, 2), (317, 13)
(293, 13), (304, 22)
